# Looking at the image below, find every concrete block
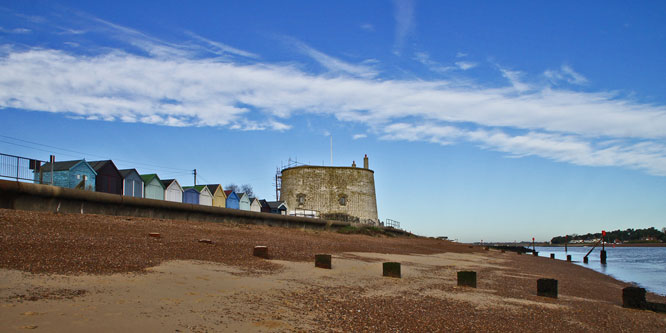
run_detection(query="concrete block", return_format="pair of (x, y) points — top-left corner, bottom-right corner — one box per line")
(623, 287), (646, 309)
(537, 278), (558, 298)
(315, 254), (332, 269)
(383, 262), (401, 278)
(457, 271), (477, 288)
(253, 246), (269, 259)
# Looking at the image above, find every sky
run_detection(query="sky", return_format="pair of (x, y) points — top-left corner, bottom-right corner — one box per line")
(1, 1), (665, 242)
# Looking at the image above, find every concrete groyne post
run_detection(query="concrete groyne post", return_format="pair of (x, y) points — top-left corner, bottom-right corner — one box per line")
(566, 255), (572, 262)
(383, 262), (401, 278)
(550, 253), (555, 259)
(253, 246), (269, 259)
(457, 271), (477, 288)
(315, 254), (332, 269)
(623, 287), (646, 309)
(537, 279), (558, 298)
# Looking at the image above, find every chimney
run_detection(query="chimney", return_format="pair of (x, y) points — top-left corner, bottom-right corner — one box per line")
(363, 154), (369, 169)
(352, 161), (356, 168)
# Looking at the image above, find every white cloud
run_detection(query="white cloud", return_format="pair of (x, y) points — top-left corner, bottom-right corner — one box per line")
(2, 16), (666, 176)
(360, 23), (375, 32)
(545, 64), (588, 85)
(286, 37), (378, 78)
(393, 0), (415, 55)
(499, 67), (530, 92)
(455, 61), (477, 70)
(456, 52), (468, 58)
(0, 26), (31, 34)
(184, 31), (259, 59)
(353, 134), (367, 140)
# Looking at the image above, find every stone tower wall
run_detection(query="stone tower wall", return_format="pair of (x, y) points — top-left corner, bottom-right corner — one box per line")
(280, 166), (378, 224)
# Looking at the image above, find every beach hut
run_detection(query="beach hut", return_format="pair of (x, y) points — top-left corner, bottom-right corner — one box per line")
(237, 192), (251, 211)
(183, 185), (213, 206)
(204, 184), (227, 208)
(119, 169), (143, 198)
(249, 197), (261, 212)
(161, 179), (183, 203)
(36, 159), (96, 191)
(224, 190), (239, 209)
(140, 174), (165, 200)
(263, 201), (288, 215)
(88, 160), (123, 195)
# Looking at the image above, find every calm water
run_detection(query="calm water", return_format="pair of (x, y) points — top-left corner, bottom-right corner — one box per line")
(535, 246), (666, 296)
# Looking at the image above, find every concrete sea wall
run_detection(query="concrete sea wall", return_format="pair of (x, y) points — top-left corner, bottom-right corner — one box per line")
(0, 180), (353, 230)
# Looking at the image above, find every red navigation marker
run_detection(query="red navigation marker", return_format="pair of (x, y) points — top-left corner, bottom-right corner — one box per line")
(602, 230), (606, 236)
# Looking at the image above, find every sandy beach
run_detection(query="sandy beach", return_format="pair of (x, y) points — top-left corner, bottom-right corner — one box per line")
(1, 209), (665, 332)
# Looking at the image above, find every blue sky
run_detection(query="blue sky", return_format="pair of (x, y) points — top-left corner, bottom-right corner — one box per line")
(1, 1), (665, 242)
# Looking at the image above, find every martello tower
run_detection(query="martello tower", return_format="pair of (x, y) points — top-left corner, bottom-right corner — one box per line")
(279, 155), (378, 225)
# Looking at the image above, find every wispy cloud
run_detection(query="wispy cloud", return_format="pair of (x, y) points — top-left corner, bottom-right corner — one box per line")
(353, 134), (367, 140)
(2, 14), (666, 176)
(0, 26), (31, 34)
(285, 37), (379, 78)
(360, 23), (375, 32)
(184, 31), (259, 59)
(544, 64), (588, 85)
(499, 67), (530, 92)
(455, 61), (477, 70)
(393, 0), (415, 55)
(415, 52), (477, 73)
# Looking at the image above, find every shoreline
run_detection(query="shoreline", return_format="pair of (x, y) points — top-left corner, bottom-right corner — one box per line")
(2, 209), (665, 331)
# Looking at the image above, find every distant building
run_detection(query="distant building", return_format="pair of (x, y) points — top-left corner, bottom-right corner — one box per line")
(279, 154), (378, 224)
(224, 190), (239, 209)
(89, 160), (123, 195)
(236, 192), (251, 211)
(119, 169), (143, 198)
(141, 174), (165, 200)
(204, 184), (227, 208)
(36, 159), (96, 191)
(161, 179), (183, 203)
(249, 197), (261, 212)
(183, 185), (213, 206)
(261, 200), (288, 215)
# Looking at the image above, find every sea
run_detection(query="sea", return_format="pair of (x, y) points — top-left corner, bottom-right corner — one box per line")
(535, 246), (666, 296)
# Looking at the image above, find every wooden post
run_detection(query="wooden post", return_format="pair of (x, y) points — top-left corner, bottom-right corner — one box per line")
(550, 253), (555, 259)
(623, 287), (646, 309)
(583, 256), (588, 264)
(315, 254), (332, 269)
(383, 262), (401, 278)
(537, 279), (558, 298)
(600, 250), (607, 264)
(566, 255), (572, 262)
(253, 246), (269, 259)
(457, 271), (477, 288)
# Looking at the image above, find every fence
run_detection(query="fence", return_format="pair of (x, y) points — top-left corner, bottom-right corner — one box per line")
(290, 208), (320, 219)
(385, 218), (401, 229)
(0, 153), (44, 182)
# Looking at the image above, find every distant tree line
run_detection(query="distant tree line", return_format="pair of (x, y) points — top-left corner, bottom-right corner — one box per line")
(225, 183), (254, 197)
(551, 227), (666, 244)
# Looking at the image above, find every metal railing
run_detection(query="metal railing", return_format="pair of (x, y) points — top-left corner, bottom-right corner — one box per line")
(385, 218), (401, 229)
(0, 153), (44, 182)
(290, 208), (320, 219)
